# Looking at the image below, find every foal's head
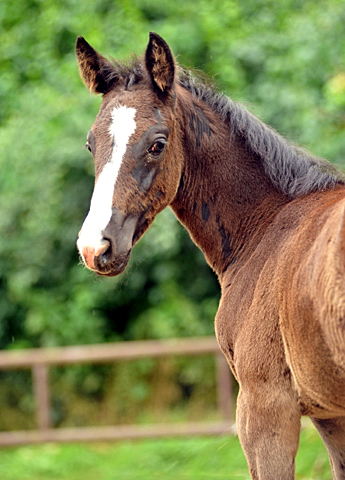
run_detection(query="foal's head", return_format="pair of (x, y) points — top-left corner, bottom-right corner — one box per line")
(76, 33), (183, 276)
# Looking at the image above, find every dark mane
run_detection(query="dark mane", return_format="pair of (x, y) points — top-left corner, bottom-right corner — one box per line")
(105, 57), (345, 198)
(178, 69), (345, 198)
(105, 55), (144, 91)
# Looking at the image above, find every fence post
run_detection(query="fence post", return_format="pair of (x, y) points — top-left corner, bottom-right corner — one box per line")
(215, 352), (233, 421)
(32, 363), (51, 431)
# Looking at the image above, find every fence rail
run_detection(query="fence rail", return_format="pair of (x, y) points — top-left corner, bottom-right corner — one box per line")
(0, 337), (235, 446)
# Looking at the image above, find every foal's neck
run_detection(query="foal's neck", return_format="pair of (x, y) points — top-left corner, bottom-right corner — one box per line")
(170, 89), (287, 280)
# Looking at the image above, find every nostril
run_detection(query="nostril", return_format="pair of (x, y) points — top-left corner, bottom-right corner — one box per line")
(94, 239), (112, 267)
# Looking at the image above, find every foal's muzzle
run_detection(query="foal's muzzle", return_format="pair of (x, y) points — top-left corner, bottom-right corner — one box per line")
(77, 210), (139, 276)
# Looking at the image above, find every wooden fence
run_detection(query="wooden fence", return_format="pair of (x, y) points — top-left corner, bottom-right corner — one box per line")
(0, 337), (235, 446)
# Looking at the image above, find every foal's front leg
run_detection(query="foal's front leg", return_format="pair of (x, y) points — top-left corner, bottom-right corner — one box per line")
(236, 386), (301, 480)
(311, 417), (345, 480)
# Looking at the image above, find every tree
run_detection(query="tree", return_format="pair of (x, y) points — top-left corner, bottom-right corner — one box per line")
(0, 0), (344, 349)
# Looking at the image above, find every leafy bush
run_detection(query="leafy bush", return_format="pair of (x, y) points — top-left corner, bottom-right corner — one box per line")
(0, 0), (344, 427)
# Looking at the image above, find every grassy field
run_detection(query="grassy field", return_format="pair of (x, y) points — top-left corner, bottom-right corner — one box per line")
(0, 427), (331, 480)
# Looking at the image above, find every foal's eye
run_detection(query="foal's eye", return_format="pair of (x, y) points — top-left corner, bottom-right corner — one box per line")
(148, 140), (166, 156)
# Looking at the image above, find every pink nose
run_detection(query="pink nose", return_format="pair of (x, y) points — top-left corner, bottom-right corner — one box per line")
(80, 241), (111, 270)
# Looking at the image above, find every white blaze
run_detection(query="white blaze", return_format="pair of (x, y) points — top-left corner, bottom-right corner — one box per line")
(78, 106), (137, 252)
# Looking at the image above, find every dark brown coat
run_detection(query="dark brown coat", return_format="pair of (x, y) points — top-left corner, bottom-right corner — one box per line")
(76, 32), (345, 479)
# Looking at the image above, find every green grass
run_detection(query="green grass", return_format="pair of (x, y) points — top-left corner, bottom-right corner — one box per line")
(0, 428), (331, 480)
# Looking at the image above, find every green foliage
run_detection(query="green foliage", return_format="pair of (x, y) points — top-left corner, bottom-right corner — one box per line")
(0, 0), (344, 430)
(1, 0), (344, 350)
(0, 355), (219, 431)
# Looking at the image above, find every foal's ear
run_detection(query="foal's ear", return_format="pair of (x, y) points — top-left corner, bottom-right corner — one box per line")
(145, 32), (175, 94)
(76, 36), (118, 94)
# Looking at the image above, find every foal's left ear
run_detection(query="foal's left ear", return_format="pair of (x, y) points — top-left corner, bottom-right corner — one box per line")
(145, 32), (175, 94)
(76, 36), (118, 94)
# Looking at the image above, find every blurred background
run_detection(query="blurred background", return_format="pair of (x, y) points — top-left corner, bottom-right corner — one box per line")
(0, 0), (344, 432)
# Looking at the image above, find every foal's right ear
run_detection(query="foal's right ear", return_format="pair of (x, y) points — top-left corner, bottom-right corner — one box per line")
(145, 32), (175, 94)
(76, 36), (118, 94)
